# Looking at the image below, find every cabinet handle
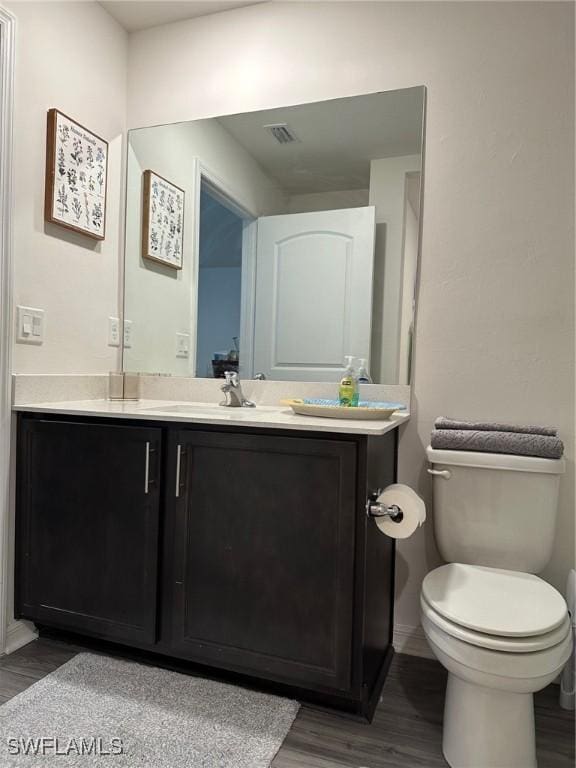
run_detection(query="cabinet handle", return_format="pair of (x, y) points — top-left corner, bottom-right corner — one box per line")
(427, 468), (451, 479)
(144, 442), (151, 494)
(175, 444), (182, 498)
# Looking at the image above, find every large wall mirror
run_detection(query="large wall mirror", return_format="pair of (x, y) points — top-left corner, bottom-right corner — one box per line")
(123, 87), (426, 384)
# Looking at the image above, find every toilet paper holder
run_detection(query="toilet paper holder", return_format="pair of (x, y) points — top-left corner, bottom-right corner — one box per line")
(365, 490), (404, 523)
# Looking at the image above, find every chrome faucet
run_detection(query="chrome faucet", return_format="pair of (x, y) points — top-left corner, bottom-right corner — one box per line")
(220, 371), (256, 408)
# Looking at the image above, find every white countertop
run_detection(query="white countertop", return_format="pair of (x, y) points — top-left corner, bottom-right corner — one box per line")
(13, 399), (409, 436)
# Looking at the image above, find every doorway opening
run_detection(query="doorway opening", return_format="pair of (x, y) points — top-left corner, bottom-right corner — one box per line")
(195, 177), (254, 378)
(0, 7), (26, 655)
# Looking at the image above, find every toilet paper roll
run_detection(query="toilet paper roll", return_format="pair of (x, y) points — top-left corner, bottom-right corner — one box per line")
(374, 484), (426, 539)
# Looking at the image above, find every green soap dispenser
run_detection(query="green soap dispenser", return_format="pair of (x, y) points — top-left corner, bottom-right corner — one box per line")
(339, 355), (359, 407)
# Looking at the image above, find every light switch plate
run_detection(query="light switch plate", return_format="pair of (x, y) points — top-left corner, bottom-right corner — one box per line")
(16, 306), (45, 344)
(176, 332), (190, 358)
(123, 319), (133, 348)
(108, 317), (120, 347)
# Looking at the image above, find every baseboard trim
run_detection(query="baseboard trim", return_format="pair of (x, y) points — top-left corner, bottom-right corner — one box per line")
(4, 620), (38, 655)
(393, 623), (434, 659)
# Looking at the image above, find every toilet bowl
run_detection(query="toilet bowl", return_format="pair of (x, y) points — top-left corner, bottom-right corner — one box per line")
(421, 563), (572, 768)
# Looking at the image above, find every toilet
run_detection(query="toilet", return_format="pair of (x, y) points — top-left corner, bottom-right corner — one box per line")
(422, 447), (572, 768)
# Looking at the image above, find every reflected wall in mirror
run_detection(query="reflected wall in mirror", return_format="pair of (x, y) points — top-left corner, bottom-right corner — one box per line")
(123, 87), (425, 384)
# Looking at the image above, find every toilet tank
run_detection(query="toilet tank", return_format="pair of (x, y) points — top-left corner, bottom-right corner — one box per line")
(427, 447), (565, 573)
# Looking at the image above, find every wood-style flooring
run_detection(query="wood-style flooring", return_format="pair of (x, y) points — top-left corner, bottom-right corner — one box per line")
(0, 638), (573, 767)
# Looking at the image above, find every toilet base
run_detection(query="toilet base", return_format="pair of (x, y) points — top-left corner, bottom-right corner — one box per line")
(443, 673), (537, 768)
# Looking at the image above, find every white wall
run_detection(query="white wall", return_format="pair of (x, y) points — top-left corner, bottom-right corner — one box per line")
(124, 126), (197, 376)
(124, 119), (284, 375)
(398, 177), (420, 384)
(7, 1), (127, 373)
(127, 1), (575, 646)
(369, 155), (421, 384)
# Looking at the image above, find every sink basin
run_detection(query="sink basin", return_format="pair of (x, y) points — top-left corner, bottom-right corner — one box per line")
(141, 403), (259, 417)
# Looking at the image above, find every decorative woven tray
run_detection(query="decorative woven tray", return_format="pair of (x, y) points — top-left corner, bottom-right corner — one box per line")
(281, 398), (406, 420)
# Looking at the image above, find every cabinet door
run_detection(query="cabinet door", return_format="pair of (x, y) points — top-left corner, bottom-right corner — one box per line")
(164, 430), (357, 693)
(16, 418), (162, 645)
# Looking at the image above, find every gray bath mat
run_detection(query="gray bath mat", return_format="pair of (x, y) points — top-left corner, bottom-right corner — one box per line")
(0, 652), (300, 766)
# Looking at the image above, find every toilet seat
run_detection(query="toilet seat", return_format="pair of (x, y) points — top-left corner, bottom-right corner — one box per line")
(422, 563), (568, 638)
(421, 594), (571, 653)
(422, 608), (572, 683)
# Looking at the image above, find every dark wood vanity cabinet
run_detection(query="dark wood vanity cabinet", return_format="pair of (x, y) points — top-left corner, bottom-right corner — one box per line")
(164, 431), (357, 692)
(16, 419), (162, 645)
(15, 414), (397, 719)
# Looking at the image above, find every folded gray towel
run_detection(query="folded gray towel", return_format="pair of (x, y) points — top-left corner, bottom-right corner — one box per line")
(435, 416), (557, 437)
(430, 429), (564, 460)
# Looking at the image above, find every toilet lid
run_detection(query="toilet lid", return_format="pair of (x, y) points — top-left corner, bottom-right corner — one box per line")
(422, 564), (568, 637)
(421, 595), (571, 652)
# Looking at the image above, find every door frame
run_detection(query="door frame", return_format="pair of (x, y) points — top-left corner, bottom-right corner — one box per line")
(0, 6), (19, 654)
(191, 160), (257, 378)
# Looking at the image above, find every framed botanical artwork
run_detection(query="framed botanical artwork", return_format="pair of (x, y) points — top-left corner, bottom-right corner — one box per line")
(141, 170), (184, 269)
(44, 109), (108, 240)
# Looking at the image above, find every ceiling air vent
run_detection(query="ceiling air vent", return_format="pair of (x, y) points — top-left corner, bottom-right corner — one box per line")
(264, 123), (300, 145)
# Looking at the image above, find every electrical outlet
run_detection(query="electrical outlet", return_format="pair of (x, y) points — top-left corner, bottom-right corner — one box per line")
(123, 320), (133, 348)
(16, 306), (45, 344)
(176, 332), (190, 359)
(108, 317), (120, 347)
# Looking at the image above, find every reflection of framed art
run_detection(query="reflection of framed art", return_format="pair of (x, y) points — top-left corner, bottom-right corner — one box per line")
(142, 170), (184, 269)
(44, 109), (108, 240)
